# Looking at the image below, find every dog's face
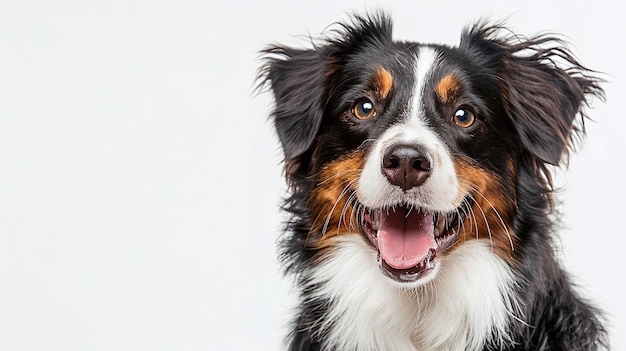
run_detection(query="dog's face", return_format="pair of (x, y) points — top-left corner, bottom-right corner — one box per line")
(307, 45), (519, 286)
(261, 15), (599, 287)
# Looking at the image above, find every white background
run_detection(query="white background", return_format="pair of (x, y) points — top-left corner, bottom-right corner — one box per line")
(0, 0), (623, 350)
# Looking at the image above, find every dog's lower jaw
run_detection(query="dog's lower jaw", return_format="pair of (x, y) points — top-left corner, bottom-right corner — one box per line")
(360, 202), (468, 286)
(305, 235), (518, 351)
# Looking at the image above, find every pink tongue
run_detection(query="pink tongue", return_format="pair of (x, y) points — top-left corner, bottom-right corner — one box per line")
(378, 208), (436, 270)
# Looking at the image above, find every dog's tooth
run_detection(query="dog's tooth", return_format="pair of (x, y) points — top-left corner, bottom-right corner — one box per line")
(436, 213), (446, 235)
(374, 209), (381, 224)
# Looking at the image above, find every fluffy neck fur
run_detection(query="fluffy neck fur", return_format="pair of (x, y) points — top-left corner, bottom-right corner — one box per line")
(302, 236), (518, 351)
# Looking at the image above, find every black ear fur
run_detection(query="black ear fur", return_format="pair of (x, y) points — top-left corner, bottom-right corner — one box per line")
(258, 13), (394, 164)
(461, 25), (604, 166)
(259, 46), (329, 161)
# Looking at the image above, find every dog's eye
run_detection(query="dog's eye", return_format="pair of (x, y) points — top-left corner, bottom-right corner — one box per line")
(453, 108), (475, 128)
(352, 99), (376, 120)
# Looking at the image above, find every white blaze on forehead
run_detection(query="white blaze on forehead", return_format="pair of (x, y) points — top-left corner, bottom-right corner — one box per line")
(411, 47), (439, 120)
(356, 46), (459, 212)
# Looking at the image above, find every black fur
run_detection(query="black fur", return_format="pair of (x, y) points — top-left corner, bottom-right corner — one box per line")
(259, 13), (607, 350)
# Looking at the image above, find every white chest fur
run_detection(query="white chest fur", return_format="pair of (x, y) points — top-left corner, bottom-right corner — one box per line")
(306, 236), (519, 351)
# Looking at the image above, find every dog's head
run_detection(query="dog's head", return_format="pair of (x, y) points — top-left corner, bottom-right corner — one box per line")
(259, 13), (603, 287)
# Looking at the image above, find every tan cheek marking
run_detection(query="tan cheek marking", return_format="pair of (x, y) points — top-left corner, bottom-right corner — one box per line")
(373, 67), (393, 99)
(307, 150), (365, 249)
(453, 158), (517, 263)
(436, 74), (460, 102)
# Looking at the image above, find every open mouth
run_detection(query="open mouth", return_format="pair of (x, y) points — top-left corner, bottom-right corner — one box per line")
(360, 204), (466, 283)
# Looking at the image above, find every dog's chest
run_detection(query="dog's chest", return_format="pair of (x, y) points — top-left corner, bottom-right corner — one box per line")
(306, 236), (518, 351)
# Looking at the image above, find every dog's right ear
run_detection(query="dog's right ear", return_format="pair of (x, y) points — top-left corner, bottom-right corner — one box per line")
(259, 45), (330, 162)
(259, 13), (394, 164)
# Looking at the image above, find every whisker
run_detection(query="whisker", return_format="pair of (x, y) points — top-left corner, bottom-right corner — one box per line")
(316, 169), (361, 186)
(321, 182), (353, 236)
(460, 180), (515, 252)
(465, 194), (492, 249)
(456, 199), (469, 241)
(350, 203), (362, 231)
(465, 196), (480, 240)
(471, 187), (515, 252)
(339, 190), (358, 232)
(357, 139), (376, 149)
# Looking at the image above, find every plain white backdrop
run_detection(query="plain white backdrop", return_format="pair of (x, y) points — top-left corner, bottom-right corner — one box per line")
(0, 0), (623, 350)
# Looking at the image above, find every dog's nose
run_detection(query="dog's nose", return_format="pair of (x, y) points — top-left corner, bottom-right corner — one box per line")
(382, 145), (432, 190)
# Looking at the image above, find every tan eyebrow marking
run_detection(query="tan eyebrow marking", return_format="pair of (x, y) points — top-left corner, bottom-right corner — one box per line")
(436, 74), (461, 102)
(373, 67), (393, 99)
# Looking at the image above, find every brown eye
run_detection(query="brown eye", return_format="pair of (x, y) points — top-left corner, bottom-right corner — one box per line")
(453, 108), (475, 128)
(352, 99), (376, 120)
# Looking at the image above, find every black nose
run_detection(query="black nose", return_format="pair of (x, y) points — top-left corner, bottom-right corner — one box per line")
(381, 145), (432, 190)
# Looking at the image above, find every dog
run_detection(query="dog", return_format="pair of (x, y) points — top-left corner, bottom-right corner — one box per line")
(258, 12), (607, 350)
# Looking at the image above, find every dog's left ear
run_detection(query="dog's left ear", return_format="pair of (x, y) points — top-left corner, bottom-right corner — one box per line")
(461, 25), (604, 165)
